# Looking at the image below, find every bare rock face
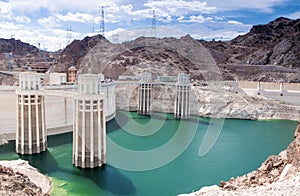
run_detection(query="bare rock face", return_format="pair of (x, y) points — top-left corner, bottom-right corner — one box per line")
(52, 34), (106, 72)
(0, 165), (46, 195)
(201, 17), (300, 82)
(51, 21), (300, 82)
(0, 160), (51, 195)
(286, 123), (300, 167)
(0, 38), (38, 55)
(0, 73), (17, 86)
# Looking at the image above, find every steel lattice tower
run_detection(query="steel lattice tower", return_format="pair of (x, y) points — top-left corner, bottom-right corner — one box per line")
(100, 6), (105, 37)
(151, 10), (156, 37)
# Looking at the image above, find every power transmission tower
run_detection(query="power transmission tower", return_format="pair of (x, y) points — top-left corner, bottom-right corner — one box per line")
(66, 27), (73, 45)
(100, 6), (105, 37)
(151, 10), (156, 37)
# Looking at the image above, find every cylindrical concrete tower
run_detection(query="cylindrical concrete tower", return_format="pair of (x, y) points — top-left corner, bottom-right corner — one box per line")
(138, 72), (152, 116)
(16, 72), (46, 154)
(174, 73), (191, 119)
(73, 71), (106, 168)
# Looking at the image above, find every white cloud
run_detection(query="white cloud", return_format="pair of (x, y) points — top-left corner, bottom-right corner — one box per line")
(207, 0), (287, 12)
(227, 20), (243, 25)
(15, 16), (31, 23)
(38, 17), (61, 28)
(10, 0), (49, 13)
(9, 0), (124, 14)
(55, 12), (94, 23)
(0, 1), (11, 15)
(103, 26), (186, 43)
(144, 0), (217, 16)
(286, 11), (300, 19)
(177, 15), (212, 23)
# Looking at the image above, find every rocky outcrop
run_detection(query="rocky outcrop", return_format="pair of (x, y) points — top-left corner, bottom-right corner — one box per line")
(201, 17), (300, 82)
(52, 35), (106, 72)
(286, 123), (300, 167)
(52, 18), (300, 83)
(0, 160), (51, 195)
(202, 17), (300, 69)
(0, 73), (17, 85)
(180, 122), (300, 196)
(0, 38), (38, 55)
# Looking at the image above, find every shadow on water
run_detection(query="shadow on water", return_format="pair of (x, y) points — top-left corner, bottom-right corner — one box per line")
(18, 147), (136, 195)
(107, 111), (129, 134)
(60, 165), (136, 195)
(13, 129), (135, 195)
(19, 150), (59, 173)
(47, 132), (73, 147)
(80, 165), (136, 195)
(0, 141), (15, 153)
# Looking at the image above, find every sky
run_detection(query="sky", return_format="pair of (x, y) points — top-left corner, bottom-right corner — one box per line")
(0, 0), (299, 51)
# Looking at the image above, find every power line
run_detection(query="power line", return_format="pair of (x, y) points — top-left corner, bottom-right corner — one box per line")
(100, 6), (105, 37)
(151, 10), (156, 37)
(66, 27), (73, 45)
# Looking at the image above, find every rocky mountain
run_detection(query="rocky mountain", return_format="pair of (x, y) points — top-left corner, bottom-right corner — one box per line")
(0, 38), (38, 55)
(0, 17), (300, 83)
(0, 38), (57, 73)
(201, 17), (300, 68)
(52, 17), (299, 82)
(201, 17), (300, 81)
(52, 34), (105, 72)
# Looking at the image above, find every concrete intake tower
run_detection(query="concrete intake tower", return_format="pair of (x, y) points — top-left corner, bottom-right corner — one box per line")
(73, 71), (106, 168)
(138, 72), (153, 116)
(174, 73), (191, 119)
(16, 72), (46, 154)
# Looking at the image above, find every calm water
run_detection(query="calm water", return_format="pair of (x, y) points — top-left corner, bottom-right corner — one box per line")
(0, 111), (297, 196)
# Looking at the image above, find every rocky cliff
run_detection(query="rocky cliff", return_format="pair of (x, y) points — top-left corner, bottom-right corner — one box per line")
(52, 34), (105, 72)
(201, 17), (300, 82)
(0, 38), (38, 55)
(201, 17), (300, 68)
(0, 38), (57, 77)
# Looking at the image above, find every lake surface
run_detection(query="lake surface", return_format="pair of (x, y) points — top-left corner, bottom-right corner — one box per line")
(0, 111), (297, 196)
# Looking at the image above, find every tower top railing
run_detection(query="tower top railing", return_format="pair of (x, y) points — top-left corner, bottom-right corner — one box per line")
(141, 72), (152, 83)
(19, 72), (41, 91)
(177, 73), (190, 85)
(78, 70), (104, 95)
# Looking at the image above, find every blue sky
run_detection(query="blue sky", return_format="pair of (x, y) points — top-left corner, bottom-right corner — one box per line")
(0, 0), (299, 51)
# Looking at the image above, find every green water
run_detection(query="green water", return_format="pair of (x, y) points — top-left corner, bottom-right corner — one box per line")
(0, 111), (297, 196)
